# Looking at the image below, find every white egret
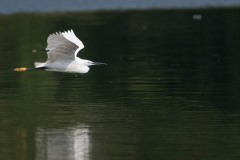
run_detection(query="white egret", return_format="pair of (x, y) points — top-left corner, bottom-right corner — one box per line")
(14, 29), (106, 73)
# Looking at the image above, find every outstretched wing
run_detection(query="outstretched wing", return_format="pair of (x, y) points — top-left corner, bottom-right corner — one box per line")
(46, 29), (84, 62)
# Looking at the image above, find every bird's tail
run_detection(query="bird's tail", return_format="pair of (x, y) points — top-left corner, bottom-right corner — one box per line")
(34, 62), (46, 68)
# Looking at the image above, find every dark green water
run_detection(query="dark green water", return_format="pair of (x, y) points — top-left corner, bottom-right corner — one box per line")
(1, 9), (240, 160)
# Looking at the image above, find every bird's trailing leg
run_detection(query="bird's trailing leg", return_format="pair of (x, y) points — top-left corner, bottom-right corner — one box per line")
(14, 67), (47, 72)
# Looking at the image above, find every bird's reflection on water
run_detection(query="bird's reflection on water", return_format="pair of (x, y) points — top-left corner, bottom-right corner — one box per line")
(36, 125), (90, 160)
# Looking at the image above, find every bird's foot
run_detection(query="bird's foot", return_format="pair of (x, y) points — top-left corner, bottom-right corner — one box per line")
(14, 67), (27, 72)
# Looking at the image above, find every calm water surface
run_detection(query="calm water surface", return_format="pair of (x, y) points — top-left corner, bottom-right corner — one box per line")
(0, 9), (240, 160)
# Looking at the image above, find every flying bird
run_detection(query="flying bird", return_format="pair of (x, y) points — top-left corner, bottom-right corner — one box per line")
(14, 29), (106, 73)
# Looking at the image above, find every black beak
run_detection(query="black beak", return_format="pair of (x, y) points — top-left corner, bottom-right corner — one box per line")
(91, 62), (107, 65)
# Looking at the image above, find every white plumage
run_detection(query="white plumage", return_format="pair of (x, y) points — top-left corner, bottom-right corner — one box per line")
(14, 29), (106, 73)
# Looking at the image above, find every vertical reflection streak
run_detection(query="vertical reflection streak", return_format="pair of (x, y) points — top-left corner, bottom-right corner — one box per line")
(36, 124), (90, 160)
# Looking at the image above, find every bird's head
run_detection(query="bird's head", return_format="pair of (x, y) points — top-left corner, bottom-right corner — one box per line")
(84, 60), (107, 66)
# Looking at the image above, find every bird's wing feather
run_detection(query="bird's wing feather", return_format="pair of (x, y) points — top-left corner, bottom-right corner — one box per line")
(46, 30), (84, 62)
(62, 29), (84, 54)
